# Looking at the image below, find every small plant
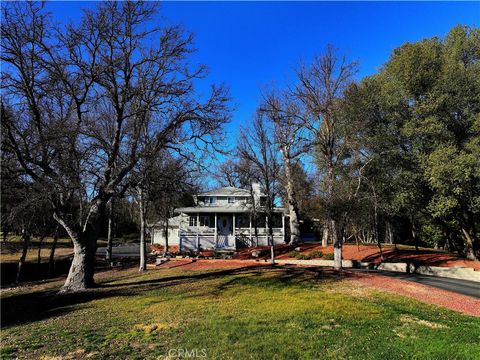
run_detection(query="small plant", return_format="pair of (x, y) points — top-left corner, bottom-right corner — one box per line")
(323, 253), (334, 260)
(288, 251), (300, 258)
(288, 251), (313, 260)
(309, 250), (323, 258)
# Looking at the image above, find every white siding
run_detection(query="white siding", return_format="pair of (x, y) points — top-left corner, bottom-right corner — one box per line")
(153, 228), (179, 245)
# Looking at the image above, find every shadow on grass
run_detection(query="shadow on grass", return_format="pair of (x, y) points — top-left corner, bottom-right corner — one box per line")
(1, 264), (347, 329)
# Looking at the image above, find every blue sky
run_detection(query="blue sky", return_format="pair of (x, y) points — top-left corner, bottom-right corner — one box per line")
(47, 1), (479, 151)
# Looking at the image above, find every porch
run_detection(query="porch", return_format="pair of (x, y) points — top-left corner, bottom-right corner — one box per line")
(178, 212), (285, 253)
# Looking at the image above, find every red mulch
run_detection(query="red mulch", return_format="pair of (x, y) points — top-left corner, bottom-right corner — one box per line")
(150, 245), (180, 254)
(234, 244), (480, 270)
(345, 270), (480, 317)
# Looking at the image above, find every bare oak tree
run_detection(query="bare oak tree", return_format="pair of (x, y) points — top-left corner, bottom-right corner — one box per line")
(294, 46), (357, 269)
(261, 90), (309, 244)
(1, 2), (230, 292)
(237, 111), (281, 262)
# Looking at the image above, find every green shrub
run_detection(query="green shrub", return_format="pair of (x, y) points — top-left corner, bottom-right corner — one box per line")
(288, 251), (313, 260)
(309, 250), (323, 258)
(322, 253), (334, 260)
(288, 251), (299, 258)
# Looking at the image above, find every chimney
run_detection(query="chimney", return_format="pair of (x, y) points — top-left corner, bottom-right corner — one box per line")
(251, 182), (261, 208)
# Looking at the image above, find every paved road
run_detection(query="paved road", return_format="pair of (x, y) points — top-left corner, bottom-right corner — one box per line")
(96, 244), (142, 258)
(351, 269), (480, 298)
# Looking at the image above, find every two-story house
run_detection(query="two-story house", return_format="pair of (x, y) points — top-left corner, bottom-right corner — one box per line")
(151, 183), (286, 253)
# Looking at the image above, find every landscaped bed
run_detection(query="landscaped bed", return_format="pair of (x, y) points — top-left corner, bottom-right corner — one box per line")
(1, 263), (479, 359)
(234, 243), (480, 270)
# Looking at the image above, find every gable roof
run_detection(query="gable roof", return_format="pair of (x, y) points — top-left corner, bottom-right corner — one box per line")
(198, 186), (251, 197)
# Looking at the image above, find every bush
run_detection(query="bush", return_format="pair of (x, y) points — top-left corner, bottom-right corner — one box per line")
(322, 253), (334, 260)
(309, 250), (323, 258)
(288, 251), (300, 258)
(288, 251), (313, 260)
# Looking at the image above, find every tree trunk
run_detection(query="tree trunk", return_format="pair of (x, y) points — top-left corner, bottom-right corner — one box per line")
(3, 230), (8, 243)
(412, 222), (419, 252)
(322, 223), (329, 246)
(385, 221), (393, 245)
(60, 234), (96, 293)
(138, 187), (147, 271)
(462, 228), (477, 261)
(268, 221), (275, 265)
(16, 229), (30, 284)
(164, 217), (169, 255)
(106, 199), (114, 265)
(55, 206), (102, 293)
(37, 235), (45, 264)
(332, 220), (342, 270)
(325, 165), (341, 268)
(283, 155), (301, 244)
(49, 227), (59, 276)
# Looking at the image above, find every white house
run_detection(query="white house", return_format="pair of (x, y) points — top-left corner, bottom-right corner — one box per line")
(152, 183), (286, 252)
(151, 214), (185, 248)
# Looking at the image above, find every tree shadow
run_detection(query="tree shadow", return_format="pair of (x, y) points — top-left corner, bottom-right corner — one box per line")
(1, 264), (346, 329)
(361, 248), (470, 267)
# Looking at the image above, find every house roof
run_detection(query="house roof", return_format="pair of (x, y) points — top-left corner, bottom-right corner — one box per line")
(174, 205), (286, 214)
(197, 186), (253, 197)
(150, 214), (185, 228)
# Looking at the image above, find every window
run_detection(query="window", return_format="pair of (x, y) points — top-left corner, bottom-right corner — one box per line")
(209, 197), (216, 205)
(237, 214), (248, 228)
(189, 216), (197, 227)
(199, 216), (210, 227)
(228, 197), (235, 204)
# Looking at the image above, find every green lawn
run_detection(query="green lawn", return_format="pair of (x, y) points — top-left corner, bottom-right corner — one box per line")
(1, 264), (479, 359)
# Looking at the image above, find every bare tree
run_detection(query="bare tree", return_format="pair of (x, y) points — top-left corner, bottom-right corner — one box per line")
(216, 159), (255, 189)
(237, 111), (282, 262)
(1, 2), (230, 292)
(294, 46), (357, 269)
(261, 90), (309, 244)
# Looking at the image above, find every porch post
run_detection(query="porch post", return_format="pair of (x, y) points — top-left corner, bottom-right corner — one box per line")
(233, 213), (236, 247)
(282, 214), (285, 242)
(249, 214), (252, 246)
(214, 212), (218, 247)
(196, 212), (200, 251)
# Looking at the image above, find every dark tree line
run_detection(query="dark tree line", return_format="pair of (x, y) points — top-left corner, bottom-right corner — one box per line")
(218, 25), (479, 265)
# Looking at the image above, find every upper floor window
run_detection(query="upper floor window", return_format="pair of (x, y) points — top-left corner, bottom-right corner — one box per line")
(189, 216), (197, 227)
(228, 197), (235, 204)
(209, 196), (217, 205)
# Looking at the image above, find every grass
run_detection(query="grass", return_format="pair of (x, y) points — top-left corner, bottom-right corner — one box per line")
(1, 265), (479, 359)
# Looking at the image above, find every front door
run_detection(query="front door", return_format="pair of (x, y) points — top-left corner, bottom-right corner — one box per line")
(217, 215), (232, 248)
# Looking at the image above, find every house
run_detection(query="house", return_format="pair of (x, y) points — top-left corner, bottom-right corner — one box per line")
(151, 214), (185, 248)
(152, 183), (287, 253)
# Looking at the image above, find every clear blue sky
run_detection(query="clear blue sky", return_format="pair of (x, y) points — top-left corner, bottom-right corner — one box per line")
(47, 1), (479, 143)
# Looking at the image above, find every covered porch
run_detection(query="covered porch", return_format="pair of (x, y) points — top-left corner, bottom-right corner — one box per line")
(176, 210), (285, 253)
